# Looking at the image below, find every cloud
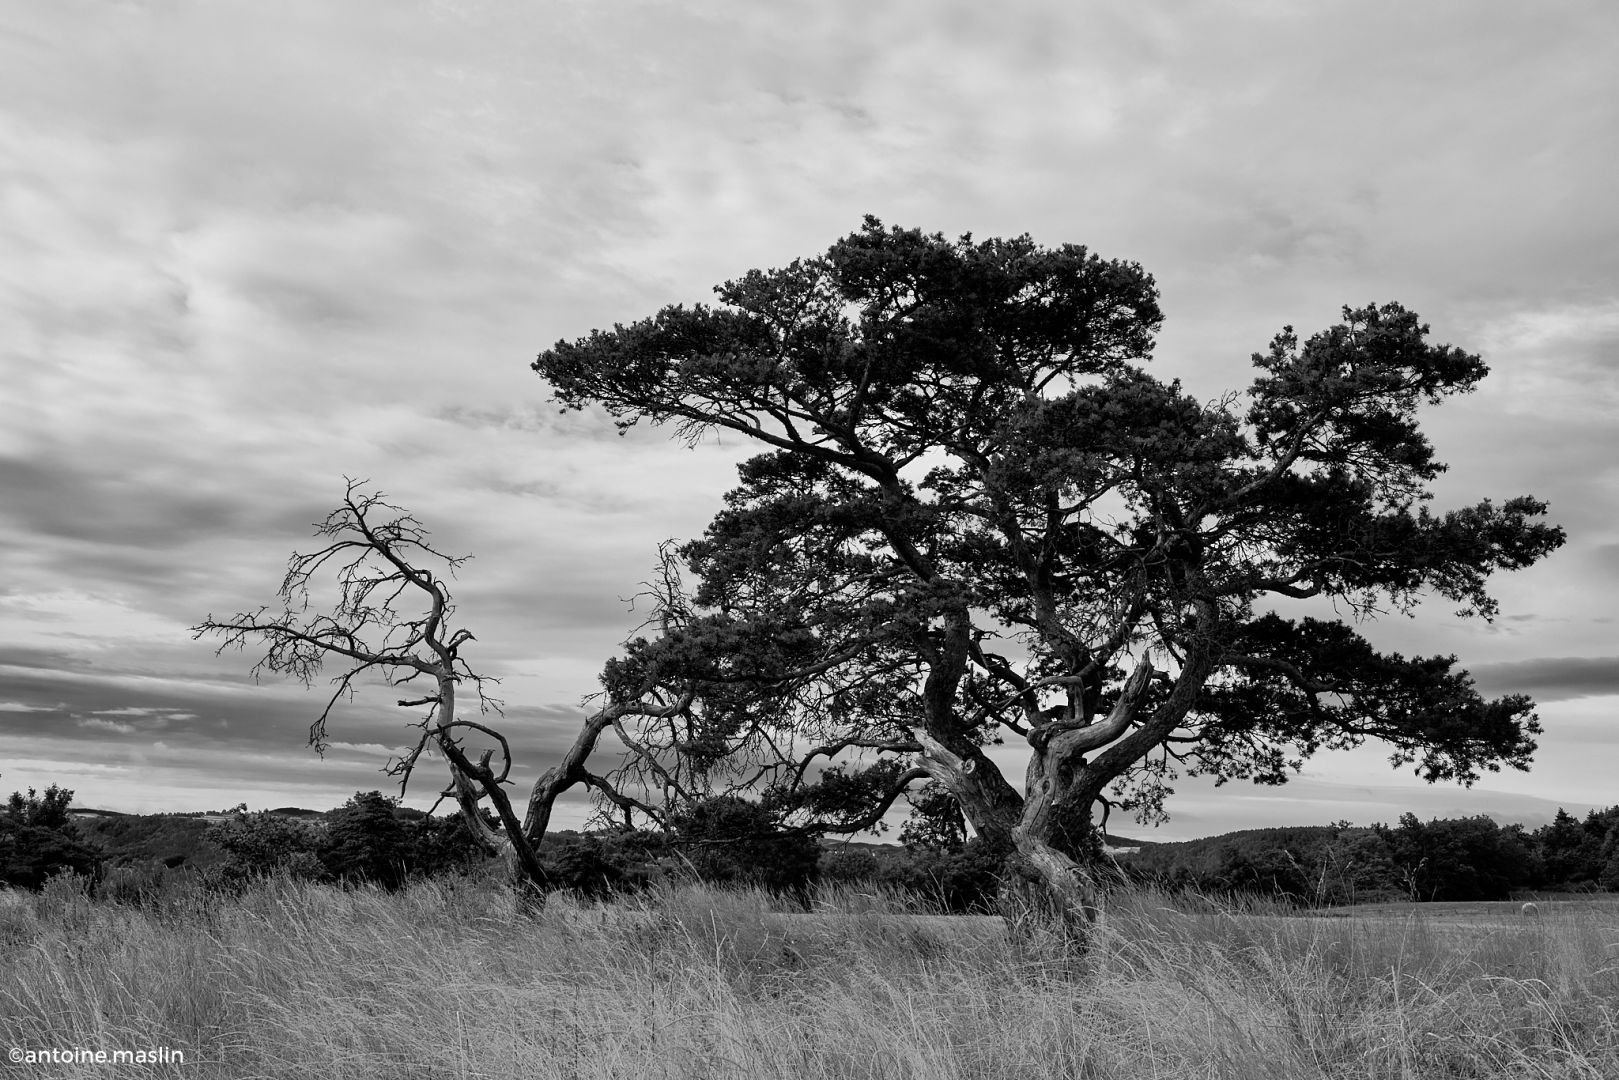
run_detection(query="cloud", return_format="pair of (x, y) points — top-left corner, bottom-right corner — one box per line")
(92, 707), (196, 722)
(1472, 656), (1619, 702)
(324, 742), (412, 757)
(77, 717), (136, 735)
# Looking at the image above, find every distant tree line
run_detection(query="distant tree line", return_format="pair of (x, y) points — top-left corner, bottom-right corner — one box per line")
(9, 784), (1619, 909)
(0, 788), (491, 894)
(1113, 807), (1619, 904)
(1, 784), (1002, 909)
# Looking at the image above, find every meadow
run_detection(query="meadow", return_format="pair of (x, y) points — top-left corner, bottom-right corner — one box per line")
(2, 874), (1617, 1079)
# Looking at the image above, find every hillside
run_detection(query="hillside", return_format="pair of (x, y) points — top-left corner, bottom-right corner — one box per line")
(74, 807), (327, 870)
(1110, 810), (1619, 904)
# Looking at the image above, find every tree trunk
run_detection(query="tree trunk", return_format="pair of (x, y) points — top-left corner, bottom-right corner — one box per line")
(1002, 657), (1160, 941)
(912, 729), (1024, 850)
(1011, 765), (1105, 938)
(435, 672), (553, 899)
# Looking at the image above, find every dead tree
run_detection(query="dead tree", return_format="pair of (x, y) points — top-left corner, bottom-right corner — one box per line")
(192, 481), (688, 896)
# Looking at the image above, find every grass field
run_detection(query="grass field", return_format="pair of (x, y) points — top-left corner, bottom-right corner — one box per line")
(2, 875), (1616, 1079)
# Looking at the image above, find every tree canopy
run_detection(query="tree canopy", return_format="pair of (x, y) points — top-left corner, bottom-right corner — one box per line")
(533, 217), (1564, 923)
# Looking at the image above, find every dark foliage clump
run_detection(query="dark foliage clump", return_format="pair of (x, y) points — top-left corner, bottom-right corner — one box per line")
(897, 781), (968, 852)
(540, 832), (665, 899)
(1532, 806), (1619, 890)
(0, 786), (103, 890)
(208, 791), (489, 891)
(818, 846), (881, 886)
(209, 811), (326, 885)
(670, 796), (822, 896)
(1380, 813), (1538, 901)
(321, 791), (413, 887)
(816, 796), (1012, 913)
(884, 838), (1010, 913)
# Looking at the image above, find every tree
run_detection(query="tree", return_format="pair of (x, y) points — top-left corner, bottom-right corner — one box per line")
(531, 216), (1564, 932)
(321, 791), (410, 888)
(1533, 806), (1619, 890)
(0, 785), (102, 890)
(194, 483), (693, 897)
(1379, 813), (1536, 902)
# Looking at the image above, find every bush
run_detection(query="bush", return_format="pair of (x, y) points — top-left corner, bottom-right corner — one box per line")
(819, 847), (881, 886)
(670, 796), (821, 896)
(406, 809), (493, 880)
(544, 834), (633, 899)
(208, 793), (490, 891)
(879, 837), (1008, 913)
(209, 812), (324, 886)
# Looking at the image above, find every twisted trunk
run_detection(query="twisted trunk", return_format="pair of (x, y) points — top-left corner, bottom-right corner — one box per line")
(916, 650), (1211, 941)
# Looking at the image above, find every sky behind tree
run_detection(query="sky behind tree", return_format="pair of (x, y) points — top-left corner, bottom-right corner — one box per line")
(2, 0), (1615, 839)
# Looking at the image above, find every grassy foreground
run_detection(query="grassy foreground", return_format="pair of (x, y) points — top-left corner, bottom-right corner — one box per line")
(1, 875), (1617, 1079)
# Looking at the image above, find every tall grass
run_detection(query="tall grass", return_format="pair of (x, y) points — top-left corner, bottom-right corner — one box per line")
(1, 873), (1616, 1078)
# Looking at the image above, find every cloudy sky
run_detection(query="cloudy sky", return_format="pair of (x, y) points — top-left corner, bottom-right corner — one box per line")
(2, 0), (1615, 840)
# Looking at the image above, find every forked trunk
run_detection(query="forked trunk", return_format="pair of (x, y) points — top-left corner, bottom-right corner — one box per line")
(917, 658), (1160, 943)
(435, 673), (553, 901)
(914, 728), (1104, 943)
(1007, 755), (1110, 943)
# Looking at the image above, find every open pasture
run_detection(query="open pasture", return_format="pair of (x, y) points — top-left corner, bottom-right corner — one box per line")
(1310, 897), (1619, 928)
(2, 875), (1617, 1079)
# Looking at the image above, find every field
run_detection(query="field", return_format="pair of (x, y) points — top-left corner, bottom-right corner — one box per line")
(2, 876), (1617, 1079)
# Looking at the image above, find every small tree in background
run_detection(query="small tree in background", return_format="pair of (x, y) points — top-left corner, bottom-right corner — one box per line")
(321, 791), (410, 888)
(0, 786), (102, 890)
(1534, 806), (1619, 890)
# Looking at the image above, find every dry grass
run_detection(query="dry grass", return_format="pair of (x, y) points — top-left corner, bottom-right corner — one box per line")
(2, 873), (1617, 1079)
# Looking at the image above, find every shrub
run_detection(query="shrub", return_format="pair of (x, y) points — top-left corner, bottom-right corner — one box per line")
(406, 809), (492, 880)
(879, 837), (1008, 913)
(543, 834), (633, 899)
(670, 796), (821, 895)
(819, 846), (881, 886)
(209, 811), (324, 884)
